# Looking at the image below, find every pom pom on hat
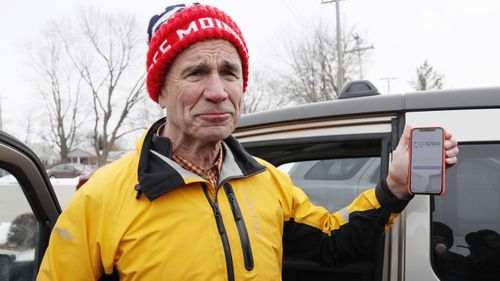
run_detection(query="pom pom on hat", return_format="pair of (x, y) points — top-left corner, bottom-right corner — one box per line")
(146, 3), (249, 103)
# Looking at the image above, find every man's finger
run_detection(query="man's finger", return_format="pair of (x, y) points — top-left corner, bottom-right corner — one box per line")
(444, 138), (458, 150)
(446, 157), (458, 166)
(446, 146), (459, 158)
(445, 130), (453, 140)
(397, 125), (413, 150)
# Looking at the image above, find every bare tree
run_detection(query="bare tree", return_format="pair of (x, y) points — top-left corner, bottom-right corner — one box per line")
(280, 23), (369, 104)
(57, 8), (146, 166)
(243, 71), (288, 114)
(31, 24), (81, 163)
(410, 60), (444, 91)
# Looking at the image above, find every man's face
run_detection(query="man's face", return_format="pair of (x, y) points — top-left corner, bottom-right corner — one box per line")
(158, 40), (244, 144)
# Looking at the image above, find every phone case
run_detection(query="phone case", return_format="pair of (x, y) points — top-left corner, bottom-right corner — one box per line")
(407, 126), (446, 196)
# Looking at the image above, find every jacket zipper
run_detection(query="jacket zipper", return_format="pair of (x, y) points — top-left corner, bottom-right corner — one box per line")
(201, 183), (235, 281)
(224, 183), (254, 271)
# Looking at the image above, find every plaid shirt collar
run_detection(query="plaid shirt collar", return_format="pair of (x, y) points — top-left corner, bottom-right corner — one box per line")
(172, 146), (224, 188)
(157, 123), (224, 188)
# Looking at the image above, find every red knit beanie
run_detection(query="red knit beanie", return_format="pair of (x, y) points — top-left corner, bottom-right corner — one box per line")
(146, 3), (249, 103)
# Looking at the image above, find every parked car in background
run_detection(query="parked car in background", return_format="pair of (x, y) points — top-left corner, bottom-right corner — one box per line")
(287, 157), (381, 212)
(1, 81), (500, 280)
(75, 170), (95, 191)
(46, 163), (94, 179)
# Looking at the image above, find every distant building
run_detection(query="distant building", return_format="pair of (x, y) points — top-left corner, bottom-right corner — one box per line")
(68, 148), (97, 165)
(29, 143), (59, 168)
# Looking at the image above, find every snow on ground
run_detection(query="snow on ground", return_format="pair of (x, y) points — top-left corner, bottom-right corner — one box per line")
(0, 222), (10, 244)
(0, 174), (79, 186)
(0, 175), (17, 185)
(49, 177), (79, 186)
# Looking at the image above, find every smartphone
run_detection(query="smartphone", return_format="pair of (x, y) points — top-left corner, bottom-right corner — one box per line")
(408, 127), (446, 195)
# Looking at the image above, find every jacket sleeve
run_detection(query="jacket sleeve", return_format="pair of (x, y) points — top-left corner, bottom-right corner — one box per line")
(282, 176), (410, 266)
(37, 179), (117, 280)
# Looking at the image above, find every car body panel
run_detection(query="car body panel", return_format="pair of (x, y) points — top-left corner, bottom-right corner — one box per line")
(402, 108), (500, 281)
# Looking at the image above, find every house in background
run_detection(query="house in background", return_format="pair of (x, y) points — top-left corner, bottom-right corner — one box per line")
(68, 148), (97, 165)
(29, 143), (59, 168)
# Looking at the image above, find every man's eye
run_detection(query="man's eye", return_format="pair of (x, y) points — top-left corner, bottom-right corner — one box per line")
(221, 70), (238, 78)
(189, 70), (203, 76)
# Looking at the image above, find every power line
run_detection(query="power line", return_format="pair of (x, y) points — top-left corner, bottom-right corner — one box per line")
(345, 33), (374, 79)
(279, 0), (309, 32)
(380, 77), (398, 95)
(0, 96), (4, 131)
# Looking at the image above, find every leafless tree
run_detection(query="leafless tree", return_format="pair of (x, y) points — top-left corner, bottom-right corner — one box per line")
(57, 8), (146, 166)
(280, 23), (369, 104)
(410, 60), (444, 91)
(243, 71), (288, 114)
(31, 24), (80, 163)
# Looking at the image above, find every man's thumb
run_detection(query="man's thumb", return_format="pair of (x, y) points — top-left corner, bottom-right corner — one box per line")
(397, 125), (413, 151)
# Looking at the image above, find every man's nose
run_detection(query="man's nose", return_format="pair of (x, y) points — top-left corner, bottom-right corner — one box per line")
(203, 74), (228, 103)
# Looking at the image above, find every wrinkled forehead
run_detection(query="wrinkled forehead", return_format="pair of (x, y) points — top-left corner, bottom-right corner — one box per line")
(170, 39), (243, 70)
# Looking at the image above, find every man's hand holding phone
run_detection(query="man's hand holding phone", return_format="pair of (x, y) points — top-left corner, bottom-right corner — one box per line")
(386, 125), (459, 199)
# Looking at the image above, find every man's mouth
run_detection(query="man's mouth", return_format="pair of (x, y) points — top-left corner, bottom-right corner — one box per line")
(197, 112), (231, 122)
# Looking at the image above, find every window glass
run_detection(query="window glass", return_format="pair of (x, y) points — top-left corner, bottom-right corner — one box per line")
(305, 157), (371, 181)
(281, 157), (380, 212)
(0, 168), (38, 281)
(432, 143), (500, 281)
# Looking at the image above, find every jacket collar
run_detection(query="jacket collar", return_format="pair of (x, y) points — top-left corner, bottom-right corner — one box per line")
(136, 118), (266, 201)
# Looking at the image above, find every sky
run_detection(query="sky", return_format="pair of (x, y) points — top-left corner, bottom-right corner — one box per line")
(1, 0), (500, 139)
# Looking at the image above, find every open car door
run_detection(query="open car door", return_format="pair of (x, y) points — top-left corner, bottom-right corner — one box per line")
(0, 132), (61, 281)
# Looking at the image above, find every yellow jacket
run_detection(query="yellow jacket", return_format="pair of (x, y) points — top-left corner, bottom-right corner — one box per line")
(38, 119), (408, 281)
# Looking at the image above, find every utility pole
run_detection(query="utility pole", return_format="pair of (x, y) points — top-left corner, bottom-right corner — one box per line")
(345, 33), (374, 79)
(380, 77), (397, 95)
(321, 0), (344, 92)
(0, 95), (4, 131)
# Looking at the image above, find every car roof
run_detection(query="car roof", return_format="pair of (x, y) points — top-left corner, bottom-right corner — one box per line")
(237, 87), (500, 130)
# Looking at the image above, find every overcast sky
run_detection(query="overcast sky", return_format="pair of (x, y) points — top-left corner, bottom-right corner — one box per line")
(1, 0), (500, 136)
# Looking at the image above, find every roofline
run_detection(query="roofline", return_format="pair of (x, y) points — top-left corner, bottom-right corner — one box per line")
(237, 87), (500, 130)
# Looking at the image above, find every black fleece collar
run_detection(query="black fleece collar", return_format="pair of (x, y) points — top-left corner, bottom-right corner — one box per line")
(136, 118), (266, 201)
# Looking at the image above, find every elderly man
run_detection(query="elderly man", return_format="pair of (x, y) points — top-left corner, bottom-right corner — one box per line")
(37, 3), (459, 281)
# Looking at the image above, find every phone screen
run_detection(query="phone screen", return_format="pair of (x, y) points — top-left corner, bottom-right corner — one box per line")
(410, 128), (444, 194)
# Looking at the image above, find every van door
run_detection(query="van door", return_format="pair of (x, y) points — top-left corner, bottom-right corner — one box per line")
(403, 108), (500, 281)
(238, 114), (400, 281)
(0, 132), (60, 281)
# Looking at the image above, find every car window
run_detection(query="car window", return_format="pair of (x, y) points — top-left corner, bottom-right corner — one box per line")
(304, 157), (371, 180)
(0, 168), (38, 281)
(281, 157), (380, 212)
(369, 165), (380, 184)
(431, 143), (500, 280)
(246, 137), (388, 280)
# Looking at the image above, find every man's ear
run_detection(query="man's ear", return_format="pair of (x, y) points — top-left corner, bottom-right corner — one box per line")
(158, 87), (167, 109)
